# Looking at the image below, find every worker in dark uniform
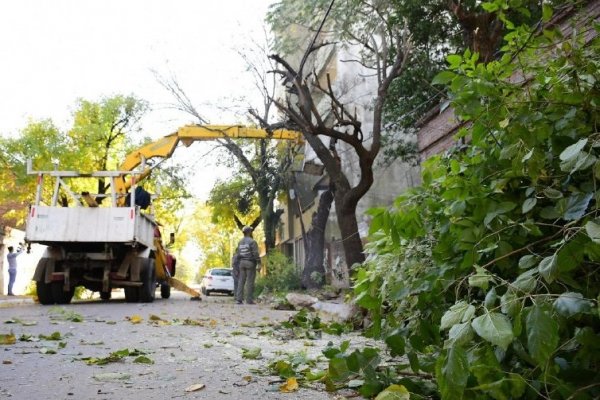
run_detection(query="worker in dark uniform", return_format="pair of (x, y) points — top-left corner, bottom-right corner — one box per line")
(234, 226), (260, 304)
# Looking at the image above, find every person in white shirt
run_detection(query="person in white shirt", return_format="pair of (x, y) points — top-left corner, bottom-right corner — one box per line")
(6, 244), (24, 296)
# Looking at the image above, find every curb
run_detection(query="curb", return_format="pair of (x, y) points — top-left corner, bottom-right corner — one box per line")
(0, 296), (35, 307)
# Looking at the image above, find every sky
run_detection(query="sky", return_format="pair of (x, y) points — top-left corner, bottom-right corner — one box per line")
(0, 0), (276, 198)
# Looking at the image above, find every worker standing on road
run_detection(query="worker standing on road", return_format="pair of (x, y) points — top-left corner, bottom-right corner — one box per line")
(6, 244), (24, 296)
(234, 226), (260, 305)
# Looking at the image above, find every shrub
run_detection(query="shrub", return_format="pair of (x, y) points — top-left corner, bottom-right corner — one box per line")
(255, 250), (301, 295)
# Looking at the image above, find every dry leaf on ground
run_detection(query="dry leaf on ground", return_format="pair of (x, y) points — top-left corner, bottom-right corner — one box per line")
(280, 377), (299, 393)
(184, 383), (205, 392)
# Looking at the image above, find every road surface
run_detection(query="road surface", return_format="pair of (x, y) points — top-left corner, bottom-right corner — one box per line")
(0, 290), (344, 399)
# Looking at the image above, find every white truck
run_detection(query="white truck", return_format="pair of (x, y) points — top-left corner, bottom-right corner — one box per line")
(25, 162), (169, 304)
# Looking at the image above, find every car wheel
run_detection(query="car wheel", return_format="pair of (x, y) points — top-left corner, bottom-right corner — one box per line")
(160, 283), (171, 299)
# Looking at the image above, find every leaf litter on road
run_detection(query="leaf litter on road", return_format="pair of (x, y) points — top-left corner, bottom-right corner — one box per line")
(0, 333), (16, 345)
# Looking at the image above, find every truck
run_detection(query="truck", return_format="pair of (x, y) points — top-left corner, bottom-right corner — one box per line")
(25, 124), (303, 304)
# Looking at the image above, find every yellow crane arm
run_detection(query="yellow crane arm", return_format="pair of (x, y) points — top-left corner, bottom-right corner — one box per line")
(115, 124), (303, 199)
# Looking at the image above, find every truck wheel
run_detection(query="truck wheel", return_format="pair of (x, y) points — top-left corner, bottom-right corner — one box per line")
(124, 287), (139, 302)
(100, 290), (111, 301)
(36, 280), (54, 305)
(51, 282), (74, 304)
(139, 259), (156, 303)
(160, 283), (171, 299)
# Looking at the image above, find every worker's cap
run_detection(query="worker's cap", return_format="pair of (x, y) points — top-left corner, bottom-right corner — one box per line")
(242, 226), (253, 233)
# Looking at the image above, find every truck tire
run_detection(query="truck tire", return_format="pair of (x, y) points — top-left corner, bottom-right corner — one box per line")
(124, 287), (139, 303)
(138, 258), (156, 303)
(100, 290), (111, 301)
(36, 280), (54, 305)
(51, 282), (74, 304)
(160, 283), (171, 299)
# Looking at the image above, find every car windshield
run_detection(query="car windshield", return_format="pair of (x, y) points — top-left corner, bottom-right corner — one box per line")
(211, 269), (232, 277)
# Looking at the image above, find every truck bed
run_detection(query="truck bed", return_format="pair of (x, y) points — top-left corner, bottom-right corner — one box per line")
(25, 205), (156, 248)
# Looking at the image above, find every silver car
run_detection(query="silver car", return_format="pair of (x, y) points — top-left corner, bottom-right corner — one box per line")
(200, 268), (235, 296)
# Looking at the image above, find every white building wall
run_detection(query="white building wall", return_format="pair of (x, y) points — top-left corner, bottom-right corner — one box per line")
(1, 227), (45, 296)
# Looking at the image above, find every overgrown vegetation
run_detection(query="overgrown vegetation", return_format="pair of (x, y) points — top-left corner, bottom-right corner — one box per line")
(255, 250), (301, 296)
(345, 3), (600, 399)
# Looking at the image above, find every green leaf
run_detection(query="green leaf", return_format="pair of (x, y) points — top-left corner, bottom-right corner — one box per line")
(447, 54), (463, 68)
(374, 384), (410, 400)
(385, 334), (405, 357)
(538, 254), (558, 283)
(559, 138), (587, 161)
(432, 70), (456, 85)
(468, 266), (491, 290)
(553, 292), (593, 317)
(521, 148), (534, 162)
(445, 322), (474, 349)
(518, 254), (538, 269)
(500, 289), (521, 317)
(133, 355), (154, 364)
(585, 220), (600, 243)
(526, 305), (559, 366)
(241, 347), (262, 359)
(441, 301), (476, 330)
(543, 187), (563, 199)
(563, 193), (593, 221)
(512, 268), (537, 293)
(484, 288), (498, 309)
(522, 197), (537, 214)
(437, 346), (469, 399)
(471, 311), (514, 350)
(542, 3), (553, 21)
(328, 358), (351, 382)
(540, 206), (560, 219)
(355, 291), (380, 310)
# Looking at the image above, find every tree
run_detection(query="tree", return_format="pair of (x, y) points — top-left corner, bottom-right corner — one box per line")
(156, 67), (302, 252)
(267, 0), (413, 268)
(185, 201), (235, 276)
(300, 184), (334, 289)
(351, 2), (600, 398)
(0, 119), (67, 226)
(68, 95), (148, 197)
(208, 176), (261, 229)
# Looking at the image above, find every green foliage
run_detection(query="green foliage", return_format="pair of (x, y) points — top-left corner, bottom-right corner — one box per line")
(355, 9), (600, 400)
(277, 309), (352, 339)
(255, 250), (301, 295)
(68, 94), (148, 172)
(208, 176), (258, 224)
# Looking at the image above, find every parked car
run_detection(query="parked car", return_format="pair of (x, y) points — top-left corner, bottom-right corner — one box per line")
(200, 268), (234, 296)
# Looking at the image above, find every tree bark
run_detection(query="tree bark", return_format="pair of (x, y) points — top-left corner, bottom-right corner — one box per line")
(302, 186), (334, 289)
(333, 188), (365, 268)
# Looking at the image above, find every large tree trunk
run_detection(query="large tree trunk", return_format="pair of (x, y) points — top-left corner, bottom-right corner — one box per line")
(302, 187), (334, 289)
(334, 192), (365, 268)
(263, 207), (283, 252)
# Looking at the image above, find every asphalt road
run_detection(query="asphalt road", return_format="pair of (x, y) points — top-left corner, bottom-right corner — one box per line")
(0, 289), (340, 400)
